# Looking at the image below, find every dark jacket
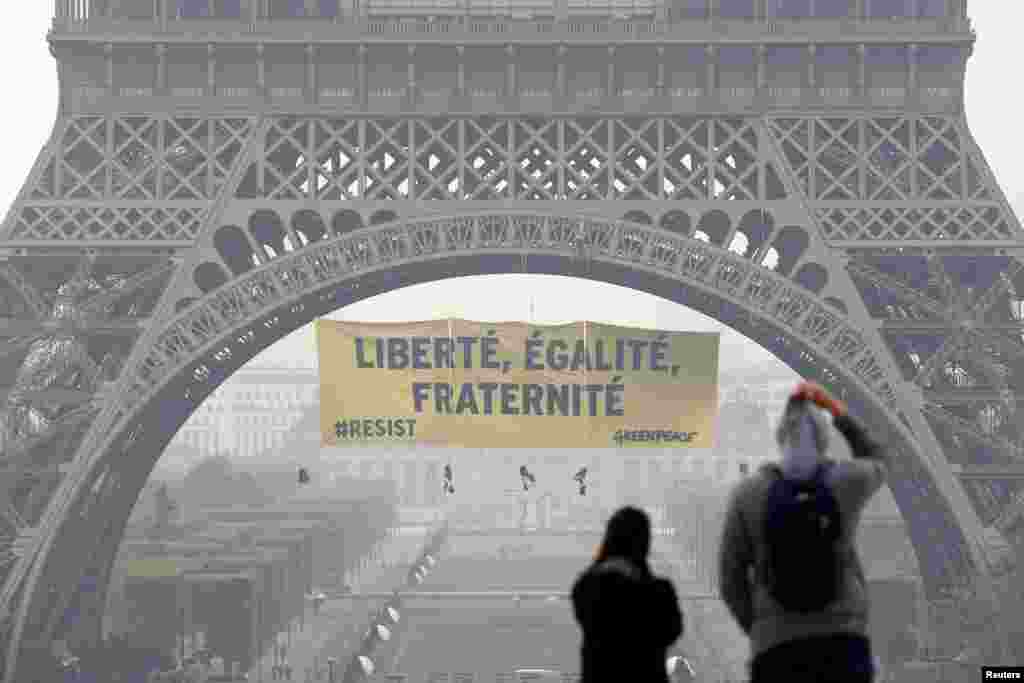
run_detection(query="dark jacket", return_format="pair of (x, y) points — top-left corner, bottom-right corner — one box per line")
(571, 557), (684, 683)
(717, 412), (888, 657)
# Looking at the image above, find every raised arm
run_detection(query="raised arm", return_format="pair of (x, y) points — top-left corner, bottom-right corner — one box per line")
(834, 411), (886, 463)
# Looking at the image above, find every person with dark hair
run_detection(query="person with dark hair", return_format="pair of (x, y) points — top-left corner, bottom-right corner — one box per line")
(571, 506), (683, 683)
(717, 382), (889, 683)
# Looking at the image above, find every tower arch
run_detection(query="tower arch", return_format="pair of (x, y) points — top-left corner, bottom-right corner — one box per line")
(2, 210), (1011, 680)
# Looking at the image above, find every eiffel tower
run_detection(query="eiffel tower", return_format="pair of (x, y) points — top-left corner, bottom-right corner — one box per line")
(1, 0), (1023, 679)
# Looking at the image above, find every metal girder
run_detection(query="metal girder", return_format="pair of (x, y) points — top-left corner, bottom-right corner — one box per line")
(0, 115), (264, 683)
(961, 333), (1015, 396)
(956, 465), (1024, 480)
(65, 347), (98, 389)
(922, 402), (1023, 459)
(926, 253), (957, 310)
(993, 490), (1024, 535)
(100, 211), (908, 415)
(883, 321), (1022, 332)
(0, 337), (39, 361)
(848, 255), (1023, 413)
(0, 504), (25, 535)
(980, 331), (1024, 362)
(909, 331), (1014, 407)
(973, 261), (1024, 315)
(924, 389), (1022, 404)
(71, 253), (95, 287)
(915, 259), (1022, 399)
(0, 454), (71, 485)
(0, 388), (94, 406)
(0, 265), (46, 321)
(914, 331), (966, 387)
(79, 261), (176, 317)
(0, 499), (26, 582)
(0, 319), (143, 335)
(0, 465), (66, 480)
(846, 259), (948, 319)
(2, 405), (98, 460)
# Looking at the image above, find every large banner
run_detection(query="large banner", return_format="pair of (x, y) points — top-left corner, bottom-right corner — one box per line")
(316, 319), (718, 449)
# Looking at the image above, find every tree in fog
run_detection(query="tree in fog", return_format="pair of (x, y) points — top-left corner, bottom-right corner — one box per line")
(179, 454), (276, 507)
(140, 483), (180, 540)
(240, 458), (309, 500)
(154, 442), (205, 477)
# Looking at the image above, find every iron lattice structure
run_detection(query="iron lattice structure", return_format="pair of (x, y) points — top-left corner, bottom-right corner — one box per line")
(1, 0), (1024, 679)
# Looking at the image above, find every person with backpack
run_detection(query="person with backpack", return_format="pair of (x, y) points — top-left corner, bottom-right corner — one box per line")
(572, 506), (684, 683)
(717, 381), (888, 683)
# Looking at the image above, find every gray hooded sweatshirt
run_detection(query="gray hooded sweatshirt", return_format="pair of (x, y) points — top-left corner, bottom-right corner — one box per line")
(716, 406), (888, 657)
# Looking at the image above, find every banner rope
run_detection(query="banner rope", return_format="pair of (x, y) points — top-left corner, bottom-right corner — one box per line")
(522, 250), (534, 324)
(448, 316), (456, 509)
(447, 316), (455, 392)
(523, 249), (535, 510)
(583, 318), (589, 496)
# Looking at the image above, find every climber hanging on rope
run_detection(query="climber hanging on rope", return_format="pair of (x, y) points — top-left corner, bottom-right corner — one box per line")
(520, 465), (537, 492)
(573, 467), (588, 496)
(443, 464), (455, 495)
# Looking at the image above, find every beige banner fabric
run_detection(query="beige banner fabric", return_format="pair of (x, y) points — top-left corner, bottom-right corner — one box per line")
(316, 319), (718, 449)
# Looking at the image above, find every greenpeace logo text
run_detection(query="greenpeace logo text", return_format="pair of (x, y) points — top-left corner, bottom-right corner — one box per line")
(613, 429), (698, 445)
